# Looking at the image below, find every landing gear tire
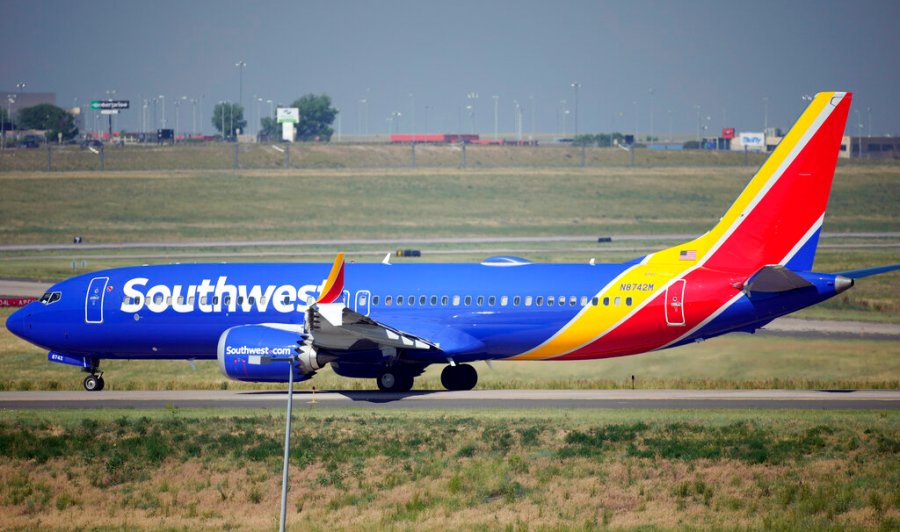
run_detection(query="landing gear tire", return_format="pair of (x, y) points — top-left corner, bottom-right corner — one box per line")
(441, 364), (477, 391)
(83, 375), (105, 392)
(376, 369), (414, 392)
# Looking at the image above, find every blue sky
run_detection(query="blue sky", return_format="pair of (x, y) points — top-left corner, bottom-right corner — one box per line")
(2, 0), (897, 137)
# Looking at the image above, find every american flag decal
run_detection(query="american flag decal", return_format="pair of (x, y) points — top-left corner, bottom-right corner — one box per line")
(679, 250), (697, 261)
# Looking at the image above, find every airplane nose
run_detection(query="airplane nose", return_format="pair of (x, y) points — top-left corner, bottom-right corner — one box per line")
(5, 307), (29, 340)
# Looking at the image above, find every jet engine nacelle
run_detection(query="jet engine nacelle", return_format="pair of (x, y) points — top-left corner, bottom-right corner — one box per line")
(217, 324), (318, 383)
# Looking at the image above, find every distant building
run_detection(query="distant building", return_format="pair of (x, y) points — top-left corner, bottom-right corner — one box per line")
(839, 136), (899, 159)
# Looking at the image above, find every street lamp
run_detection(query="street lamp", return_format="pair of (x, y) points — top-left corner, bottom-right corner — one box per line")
(492, 95), (499, 140)
(856, 109), (863, 159)
(235, 61), (246, 113)
(648, 88), (655, 142)
(160, 95), (166, 129)
(174, 99), (180, 142)
(571, 82), (580, 137)
(409, 93), (415, 137)
(219, 101), (226, 139)
(190, 98), (197, 136)
(466, 92), (478, 134)
(256, 97), (263, 137)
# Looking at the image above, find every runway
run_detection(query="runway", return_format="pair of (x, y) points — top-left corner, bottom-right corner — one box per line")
(1, 389), (898, 410)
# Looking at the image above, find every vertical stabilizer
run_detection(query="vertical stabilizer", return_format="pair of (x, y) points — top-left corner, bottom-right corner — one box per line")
(648, 92), (852, 273)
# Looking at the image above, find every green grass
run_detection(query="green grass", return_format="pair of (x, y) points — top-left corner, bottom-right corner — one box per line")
(0, 408), (897, 529)
(1, 163), (898, 245)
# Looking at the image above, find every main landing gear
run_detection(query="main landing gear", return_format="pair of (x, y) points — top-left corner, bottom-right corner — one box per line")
(376, 368), (415, 392)
(441, 364), (477, 391)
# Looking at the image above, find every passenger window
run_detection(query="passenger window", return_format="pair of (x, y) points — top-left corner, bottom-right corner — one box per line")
(559, 296), (566, 306)
(591, 297), (599, 306)
(260, 297), (267, 305)
(430, 295), (437, 305)
(189, 296), (195, 305)
(513, 296), (520, 306)
(547, 296), (555, 306)
(373, 296), (380, 305)
(464, 296), (472, 306)
(237, 297), (244, 305)
(580, 296), (587, 306)
(626, 297), (633, 306)
(603, 297), (609, 306)
(500, 296), (508, 306)
(569, 296), (577, 306)
(476, 296), (484, 306)
(385, 296), (393, 306)
(165, 296), (172, 306)
(524, 296), (533, 307)
(397, 296), (404, 306)
(452, 295), (460, 306)
(123, 296), (130, 305)
(614, 296), (621, 306)
(536, 296), (543, 306)
(488, 296), (496, 306)
(442, 296), (449, 306)
(223, 296), (231, 305)
(213, 296), (220, 305)
(201, 296), (208, 305)
(154, 294), (164, 305)
(419, 295), (426, 305)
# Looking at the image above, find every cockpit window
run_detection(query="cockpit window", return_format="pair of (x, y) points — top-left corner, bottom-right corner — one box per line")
(39, 291), (62, 305)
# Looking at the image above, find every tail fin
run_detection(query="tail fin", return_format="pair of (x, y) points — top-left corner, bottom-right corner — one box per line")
(647, 92), (852, 274)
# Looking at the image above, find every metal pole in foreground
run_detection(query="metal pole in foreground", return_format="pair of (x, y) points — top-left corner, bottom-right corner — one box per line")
(279, 355), (295, 532)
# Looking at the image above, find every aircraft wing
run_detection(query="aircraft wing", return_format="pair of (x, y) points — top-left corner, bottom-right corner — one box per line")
(306, 303), (438, 352)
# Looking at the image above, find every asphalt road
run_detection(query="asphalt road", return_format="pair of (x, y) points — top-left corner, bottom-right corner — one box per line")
(1, 389), (897, 410)
(0, 231), (896, 252)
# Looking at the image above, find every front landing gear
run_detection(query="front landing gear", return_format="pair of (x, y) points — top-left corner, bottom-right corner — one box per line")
(441, 364), (477, 391)
(83, 373), (105, 391)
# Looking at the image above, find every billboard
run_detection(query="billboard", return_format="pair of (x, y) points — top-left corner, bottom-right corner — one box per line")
(90, 100), (130, 111)
(277, 108), (299, 124)
(739, 132), (765, 150)
(722, 128), (735, 140)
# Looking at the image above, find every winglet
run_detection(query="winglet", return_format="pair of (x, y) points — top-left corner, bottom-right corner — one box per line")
(317, 253), (345, 304)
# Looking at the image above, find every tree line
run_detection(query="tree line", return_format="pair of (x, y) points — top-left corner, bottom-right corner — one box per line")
(0, 93), (338, 144)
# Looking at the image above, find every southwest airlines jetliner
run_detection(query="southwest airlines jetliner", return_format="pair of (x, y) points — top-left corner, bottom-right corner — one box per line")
(6, 92), (899, 392)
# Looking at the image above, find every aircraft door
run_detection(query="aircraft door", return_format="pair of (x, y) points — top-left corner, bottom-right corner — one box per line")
(355, 290), (371, 316)
(665, 279), (686, 326)
(85, 276), (109, 324)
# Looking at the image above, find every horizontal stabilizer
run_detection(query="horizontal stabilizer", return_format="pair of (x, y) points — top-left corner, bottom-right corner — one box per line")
(744, 265), (813, 295)
(835, 264), (900, 279)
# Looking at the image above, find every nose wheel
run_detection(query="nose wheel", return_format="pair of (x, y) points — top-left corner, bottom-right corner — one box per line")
(83, 373), (105, 392)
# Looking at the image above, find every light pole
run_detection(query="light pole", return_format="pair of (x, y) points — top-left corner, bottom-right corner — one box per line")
(492, 95), (499, 140)
(174, 99), (180, 142)
(571, 82), (580, 137)
(409, 93), (415, 137)
(648, 88), (655, 142)
(856, 109), (863, 159)
(235, 61), (246, 115)
(466, 92), (478, 134)
(632, 100), (638, 139)
(763, 95), (768, 134)
(219, 101), (226, 139)
(529, 94), (535, 140)
(160, 95), (166, 129)
(867, 106), (871, 137)
(256, 97), (262, 137)
(191, 98), (197, 136)
(695, 105), (701, 143)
